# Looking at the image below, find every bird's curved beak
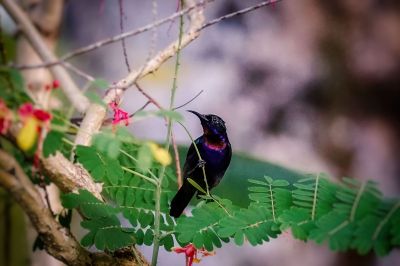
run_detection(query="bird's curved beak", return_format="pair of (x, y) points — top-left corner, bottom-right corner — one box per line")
(187, 110), (208, 123)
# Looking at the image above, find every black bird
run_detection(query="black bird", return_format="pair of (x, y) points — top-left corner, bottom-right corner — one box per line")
(169, 111), (232, 218)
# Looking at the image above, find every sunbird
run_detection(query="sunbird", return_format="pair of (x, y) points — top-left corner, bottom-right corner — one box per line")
(169, 110), (232, 217)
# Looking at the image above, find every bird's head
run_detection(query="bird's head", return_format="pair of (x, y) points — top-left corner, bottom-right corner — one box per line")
(188, 110), (227, 139)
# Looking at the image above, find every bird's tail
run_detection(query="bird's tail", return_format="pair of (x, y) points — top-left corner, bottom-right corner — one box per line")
(169, 180), (196, 218)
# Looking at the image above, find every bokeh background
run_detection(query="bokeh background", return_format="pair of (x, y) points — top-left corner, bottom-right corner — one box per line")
(1, 0), (400, 265)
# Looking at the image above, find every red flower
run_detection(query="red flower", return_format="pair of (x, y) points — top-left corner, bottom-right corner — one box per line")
(0, 99), (11, 134)
(172, 243), (215, 266)
(109, 101), (129, 126)
(33, 109), (52, 122)
(18, 103), (34, 118)
(52, 80), (60, 89)
(18, 103), (51, 122)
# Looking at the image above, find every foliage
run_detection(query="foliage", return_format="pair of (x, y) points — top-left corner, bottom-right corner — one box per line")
(66, 132), (177, 251)
(61, 133), (400, 256)
(61, 190), (135, 251)
(1, 67), (399, 260)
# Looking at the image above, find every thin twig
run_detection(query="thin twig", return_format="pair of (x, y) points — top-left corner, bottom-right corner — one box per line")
(173, 89), (204, 110)
(134, 82), (183, 189)
(119, 0), (132, 73)
(12, 0), (280, 72)
(62, 62), (95, 82)
(147, 0), (158, 60)
(129, 100), (151, 118)
(12, 0), (211, 70)
(200, 0), (281, 30)
(151, 2), (185, 262)
(135, 82), (163, 109)
(172, 134), (182, 188)
(152, 1), (186, 263)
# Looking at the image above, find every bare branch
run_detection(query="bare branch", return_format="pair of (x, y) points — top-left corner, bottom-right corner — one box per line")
(13, 0), (211, 70)
(2, 0), (89, 112)
(13, 0), (281, 72)
(74, 0), (205, 146)
(119, 0), (132, 73)
(62, 62), (95, 82)
(173, 90), (204, 110)
(201, 0), (281, 30)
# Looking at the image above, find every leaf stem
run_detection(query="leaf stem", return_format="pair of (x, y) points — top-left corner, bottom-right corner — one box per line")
(120, 149), (159, 180)
(372, 201), (400, 240)
(311, 173), (320, 221)
(121, 166), (158, 186)
(350, 181), (366, 222)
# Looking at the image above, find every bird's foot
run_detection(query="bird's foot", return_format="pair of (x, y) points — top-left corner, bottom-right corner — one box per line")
(197, 159), (206, 168)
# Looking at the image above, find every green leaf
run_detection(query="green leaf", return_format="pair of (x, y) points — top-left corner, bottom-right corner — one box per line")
(234, 230), (244, 246)
(92, 132), (121, 159)
(187, 178), (207, 194)
(75, 146), (105, 181)
(135, 229), (144, 245)
(143, 229), (154, 246)
(279, 207), (315, 240)
(75, 145), (123, 184)
(309, 211), (354, 251)
(43, 131), (64, 157)
(137, 144), (153, 172)
(161, 234), (174, 251)
(135, 110), (183, 121)
(272, 180), (290, 187)
(248, 179), (268, 186)
(91, 78), (109, 89)
(175, 202), (232, 249)
(61, 190), (116, 219)
(85, 91), (106, 107)
(81, 216), (134, 251)
(193, 232), (203, 249)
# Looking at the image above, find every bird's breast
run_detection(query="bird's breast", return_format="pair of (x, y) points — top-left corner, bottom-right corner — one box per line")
(201, 143), (229, 167)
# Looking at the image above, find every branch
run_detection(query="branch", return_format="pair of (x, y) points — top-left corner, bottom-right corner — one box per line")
(200, 0), (281, 30)
(1, 0), (89, 112)
(0, 149), (92, 265)
(13, 0), (211, 70)
(0, 149), (148, 265)
(74, 0), (205, 146)
(42, 152), (103, 201)
(13, 0), (281, 71)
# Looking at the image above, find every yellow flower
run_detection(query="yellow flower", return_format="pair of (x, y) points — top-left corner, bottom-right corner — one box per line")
(148, 142), (172, 166)
(17, 117), (38, 151)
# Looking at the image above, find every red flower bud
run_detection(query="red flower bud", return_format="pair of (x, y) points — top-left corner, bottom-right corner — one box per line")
(52, 80), (60, 89)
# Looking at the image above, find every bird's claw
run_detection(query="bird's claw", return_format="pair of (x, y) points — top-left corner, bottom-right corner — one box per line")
(197, 159), (206, 168)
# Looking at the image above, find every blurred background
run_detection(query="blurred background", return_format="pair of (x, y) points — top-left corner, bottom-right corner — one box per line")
(1, 0), (400, 265)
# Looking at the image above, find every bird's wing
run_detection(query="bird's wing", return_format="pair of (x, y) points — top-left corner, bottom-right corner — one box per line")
(183, 142), (198, 178)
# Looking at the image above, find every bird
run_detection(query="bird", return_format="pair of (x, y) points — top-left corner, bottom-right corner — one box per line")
(169, 110), (232, 218)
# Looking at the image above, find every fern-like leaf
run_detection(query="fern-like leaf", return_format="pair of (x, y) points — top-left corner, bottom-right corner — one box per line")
(310, 178), (381, 251)
(248, 176), (291, 222)
(218, 205), (279, 246)
(175, 201), (236, 251)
